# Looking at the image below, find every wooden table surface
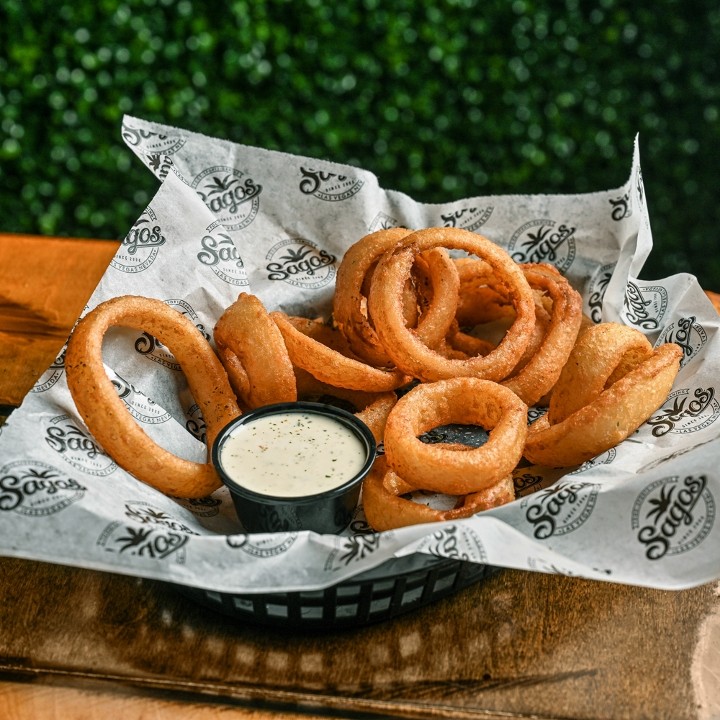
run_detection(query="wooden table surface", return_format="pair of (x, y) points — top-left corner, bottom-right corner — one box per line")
(1, 232), (719, 720)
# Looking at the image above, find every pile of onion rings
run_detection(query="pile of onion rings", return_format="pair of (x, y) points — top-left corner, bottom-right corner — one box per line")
(64, 227), (682, 529)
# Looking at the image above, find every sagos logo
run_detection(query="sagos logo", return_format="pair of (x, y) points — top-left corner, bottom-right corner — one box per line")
(508, 219), (576, 273)
(175, 494), (223, 519)
(521, 481), (600, 539)
(193, 167), (261, 230)
(112, 208), (166, 274)
(441, 206), (494, 232)
(226, 532), (298, 558)
(0, 460), (86, 516)
(185, 403), (207, 444)
(123, 501), (199, 535)
(121, 123), (187, 155)
(299, 167), (363, 201)
(586, 264), (614, 324)
(135, 300), (210, 370)
(44, 415), (117, 477)
(121, 122), (185, 182)
(323, 532), (381, 572)
(368, 212), (400, 233)
(632, 475), (714, 560)
(111, 375), (172, 425)
(657, 315), (708, 367)
(621, 280), (668, 331)
(32, 344), (66, 394)
(414, 524), (488, 564)
(96, 501), (196, 562)
(197, 230), (249, 287)
(572, 447), (617, 472)
(608, 189), (632, 221)
(266, 237), (336, 290)
(647, 387), (720, 437)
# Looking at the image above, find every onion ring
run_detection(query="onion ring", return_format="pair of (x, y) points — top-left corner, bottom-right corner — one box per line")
(271, 311), (408, 391)
(362, 457), (515, 531)
(333, 227), (414, 367)
(214, 292), (296, 409)
(524, 341), (682, 467)
(367, 227), (536, 382)
(501, 263), (583, 406)
(547, 322), (654, 425)
(408, 247), (460, 348)
(383, 377), (528, 494)
(65, 295), (241, 498)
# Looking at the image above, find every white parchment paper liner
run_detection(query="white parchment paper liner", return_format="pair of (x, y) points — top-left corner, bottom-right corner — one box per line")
(1, 115), (719, 594)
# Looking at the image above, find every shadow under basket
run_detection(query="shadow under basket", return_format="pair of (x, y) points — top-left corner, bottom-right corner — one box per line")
(174, 554), (497, 630)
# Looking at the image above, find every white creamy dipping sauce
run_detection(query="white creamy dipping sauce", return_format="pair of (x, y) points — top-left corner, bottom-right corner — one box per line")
(219, 411), (368, 497)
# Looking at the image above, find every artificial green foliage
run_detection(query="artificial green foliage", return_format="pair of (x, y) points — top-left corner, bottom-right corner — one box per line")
(1, 0), (718, 287)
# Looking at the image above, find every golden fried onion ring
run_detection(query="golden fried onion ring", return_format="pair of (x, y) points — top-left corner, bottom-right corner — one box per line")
(271, 312), (408, 391)
(367, 227), (536, 382)
(501, 263), (583, 406)
(363, 457), (515, 532)
(524, 339), (682, 467)
(214, 292), (297, 409)
(333, 227), (414, 367)
(65, 295), (241, 498)
(383, 377), (528, 495)
(546, 322), (653, 425)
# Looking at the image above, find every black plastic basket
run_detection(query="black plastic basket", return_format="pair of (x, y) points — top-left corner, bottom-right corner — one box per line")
(175, 554), (496, 630)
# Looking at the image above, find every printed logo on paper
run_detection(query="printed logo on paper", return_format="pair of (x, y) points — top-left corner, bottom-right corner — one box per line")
(647, 387), (720, 437)
(636, 166), (647, 214)
(192, 166), (261, 230)
(197, 230), (249, 287)
(175, 494), (223, 519)
(134, 299), (209, 370)
(587, 263), (614, 324)
(508, 219), (576, 273)
(111, 375), (172, 425)
(97, 518), (190, 563)
(121, 122), (187, 155)
(513, 470), (546, 497)
(632, 475), (714, 560)
(415, 524), (488, 564)
(299, 167), (363, 201)
(123, 500), (200, 535)
(657, 315), (708, 367)
(145, 152), (174, 180)
(368, 212), (401, 232)
(324, 532), (382, 571)
(266, 237), (336, 290)
(0, 460), (86, 516)
(609, 189), (632, 221)
(112, 207), (166, 274)
(621, 280), (668, 330)
(32, 344), (66, 394)
(521, 481), (600, 539)
(572, 447), (617, 472)
(441, 206), (494, 232)
(226, 532), (298, 558)
(185, 403), (207, 445)
(44, 415), (117, 477)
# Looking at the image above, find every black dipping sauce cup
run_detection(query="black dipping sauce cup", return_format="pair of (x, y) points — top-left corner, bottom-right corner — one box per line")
(212, 402), (377, 535)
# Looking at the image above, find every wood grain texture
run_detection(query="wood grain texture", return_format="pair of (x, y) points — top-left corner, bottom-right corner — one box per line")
(0, 233), (118, 406)
(0, 557), (716, 719)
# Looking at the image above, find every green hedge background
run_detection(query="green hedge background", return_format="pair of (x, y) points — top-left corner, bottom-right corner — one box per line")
(1, 0), (719, 288)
